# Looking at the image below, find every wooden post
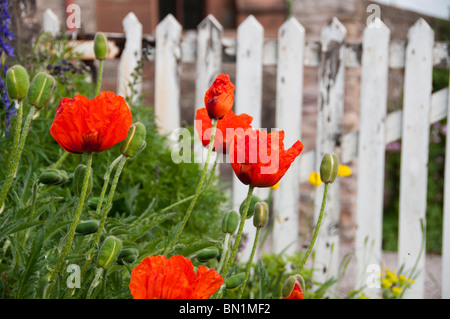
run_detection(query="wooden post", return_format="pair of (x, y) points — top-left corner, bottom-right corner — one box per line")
(398, 18), (434, 299)
(272, 17), (305, 257)
(43, 9), (60, 35)
(354, 18), (390, 298)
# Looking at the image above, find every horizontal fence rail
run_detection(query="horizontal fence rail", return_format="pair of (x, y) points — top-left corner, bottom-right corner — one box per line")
(43, 9), (450, 299)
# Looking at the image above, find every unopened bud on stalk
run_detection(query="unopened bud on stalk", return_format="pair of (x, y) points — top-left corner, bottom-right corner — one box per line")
(239, 194), (261, 220)
(38, 169), (69, 186)
(75, 220), (99, 235)
(225, 273), (246, 289)
(117, 248), (139, 265)
(196, 247), (219, 262)
(6, 65), (29, 101)
(27, 72), (55, 109)
(73, 164), (93, 197)
(222, 210), (239, 234)
(120, 122), (146, 158)
(253, 201), (269, 228)
(94, 32), (108, 60)
(320, 153), (339, 184)
(97, 236), (123, 270)
(281, 274), (305, 299)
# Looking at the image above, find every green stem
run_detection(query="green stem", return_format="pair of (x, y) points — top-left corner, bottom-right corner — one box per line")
(238, 227), (261, 299)
(0, 104), (34, 212)
(47, 152), (93, 298)
(81, 156), (127, 276)
(52, 151), (69, 169)
(217, 233), (231, 274)
(220, 185), (255, 279)
(95, 59), (104, 96)
(163, 119), (218, 256)
(5, 100), (22, 172)
(297, 182), (329, 274)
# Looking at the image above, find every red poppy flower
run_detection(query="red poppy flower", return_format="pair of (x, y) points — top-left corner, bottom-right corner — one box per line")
(204, 74), (235, 119)
(50, 91), (132, 154)
(129, 255), (224, 299)
(230, 129), (303, 188)
(195, 107), (253, 154)
(285, 281), (304, 299)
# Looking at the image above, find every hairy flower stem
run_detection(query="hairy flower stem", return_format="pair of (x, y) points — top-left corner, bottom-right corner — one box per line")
(221, 185), (255, 278)
(0, 104), (34, 213)
(47, 152), (93, 298)
(163, 119), (218, 256)
(238, 227), (261, 299)
(82, 157), (127, 272)
(5, 100), (22, 171)
(52, 151), (69, 169)
(217, 233), (231, 274)
(297, 182), (329, 274)
(95, 59), (104, 97)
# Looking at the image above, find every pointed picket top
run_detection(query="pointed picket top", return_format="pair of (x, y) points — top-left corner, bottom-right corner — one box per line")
(158, 13), (182, 32)
(43, 8), (60, 35)
(238, 15), (264, 34)
(280, 16), (305, 35)
(198, 14), (223, 32)
(366, 16), (390, 32)
(320, 17), (347, 50)
(409, 18), (434, 37)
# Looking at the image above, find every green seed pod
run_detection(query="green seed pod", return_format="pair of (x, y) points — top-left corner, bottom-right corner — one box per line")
(87, 197), (100, 210)
(222, 210), (240, 234)
(97, 236), (123, 270)
(281, 274), (305, 298)
(94, 32), (108, 60)
(117, 248), (139, 265)
(196, 247), (219, 262)
(75, 220), (99, 235)
(27, 72), (55, 109)
(320, 153), (339, 184)
(73, 164), (93, 197)
(38, 169), (69, 186)
(225, 273), (246, 289)
(6, 65), (30, 100)
(239, 194), (261, 219)
(120, 122), (146, 158)
(253, 201), (269, 228)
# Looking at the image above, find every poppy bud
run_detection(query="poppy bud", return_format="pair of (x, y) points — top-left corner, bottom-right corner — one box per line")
(97, 236), (123, 270)
(204, 74), (235, 119)
(120, 122), (146, 158)
(6, 65), (30, 101)
(27, 72), (55, 109)
(225, 273), (246, 289)
(196, 247), (220, 262)
(222, 210), (239, 234)
(38, 169), (69, 186)
(75, 220), (99, 235)
(239, 194), (261, 220)
(253, 201), (269, 228)
(281, 274), (305, 299)
(117, 248), (139, 265)
(87, 197), (101, 210)
(320, 153), (339, 184)
(73, 164), (93, 197)
(94, 32), (108, 60)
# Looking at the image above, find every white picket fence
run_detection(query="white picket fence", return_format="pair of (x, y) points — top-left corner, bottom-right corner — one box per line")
(43, 9), (450, 299)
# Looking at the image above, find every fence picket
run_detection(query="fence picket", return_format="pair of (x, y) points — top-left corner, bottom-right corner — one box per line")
(312, 18), (346, 292)
(398, 18), (434, 299)
(272, 17), (305, 257)
(354, 18), (390, 297)
(194, 15), (223, 164)
(442, 70), (450, 299)
(232, 15), (264, 262)
(154, 14), (182, 138)
(43, 9), (60, 35)
(117, 12), (143, 103)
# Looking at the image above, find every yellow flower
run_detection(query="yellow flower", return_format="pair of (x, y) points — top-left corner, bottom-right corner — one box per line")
(386, 269), (398, 284)
(308, 172), (322, 187)
(357, 293), (370, 299)
(337, 164), (352, 177)
(271, 182), (279, 190)
(391, 286), (402, 297)
(381, 278), (392, 289)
